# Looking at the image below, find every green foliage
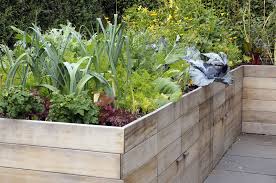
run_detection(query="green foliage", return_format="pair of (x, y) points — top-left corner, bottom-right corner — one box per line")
(116, 69), (160, 113)
(154, 78), (182, 102)
(203, 0), (276, 64)
(0, 0), (104, 46)
(0, 87), (43, 119)
(47, 92), (99, 124)
(124, 0), (242, 66)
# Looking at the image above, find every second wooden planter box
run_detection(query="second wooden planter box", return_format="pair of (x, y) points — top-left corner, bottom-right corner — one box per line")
(0, 66), (243, 183)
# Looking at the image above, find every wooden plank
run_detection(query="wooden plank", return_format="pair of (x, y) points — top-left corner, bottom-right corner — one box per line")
(174, 88), (202, 122)
(243, 99), (276, 113)
(225, 84), (234, 101)
(199, 99), (213, 120)
(123, 113), (157, 153)
(181, 107), (199, 135)
(157, 138), (181, 175)
(0, 167), (123, 183)
(0, 118), (124, 153)
(205, 170), (276, 183)
(182, 122), (200, 153)
(156, 103), (177, 131)
(122, 134), (157, 177)
(213, 90), (225, 110)
(244, 77), (276, 90)
(216, 155), (276, 176)
(157, 119), (181, 152)
(226, 139), (276, 159)
(243, 110), (276, 124)
(243, 88), (276, 101)
(213, 120), (224, 167)
(242, 122), (276, 135)
(0, 143), (120, 179)
(124, 157), (157, 183)
(158, 141), (199, 183)
(181, 160), (200, 183)
(244, 65), (276, 78)
(231, 66), (244, 79)
(237, 134), (276, 147)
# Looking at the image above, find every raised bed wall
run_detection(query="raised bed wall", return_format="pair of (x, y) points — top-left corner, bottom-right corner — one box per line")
(243, 65), (276, 135)
(0, 66), (243, 183)
(122, 66), (243, 183)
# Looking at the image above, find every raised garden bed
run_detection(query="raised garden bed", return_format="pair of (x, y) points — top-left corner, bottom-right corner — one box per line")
(242, 65), (276, 135)
(0, 66), (244, 183)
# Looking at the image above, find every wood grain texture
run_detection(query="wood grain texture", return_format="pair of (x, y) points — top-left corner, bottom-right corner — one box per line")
(181, 107), (199, 135)
(124, 113), (157, 153)
(157, 119), (181, 152)
(243, 99), (276, 113)
(242, 122), (276, 135)
(243, 88), (276, 101)
(157, 138), (181, 175)
(122, 134), (157, 177)
(244, 77), (276, 90)
(0, 167), (123, 183)
(243, 110), (276, 124)
(0, 143), (121, 179)
(124, 157), (157, 183)
(244, 65), (276, 78)
(0, 118), (124, 153)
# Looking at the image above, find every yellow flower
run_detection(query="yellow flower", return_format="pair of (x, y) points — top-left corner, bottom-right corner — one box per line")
(167, 14), (173, 22)
(150, 12), (158, 17)
(142, 7), (148, 13)
(138, 5), (142, 11)
(169, 0), (174, 8)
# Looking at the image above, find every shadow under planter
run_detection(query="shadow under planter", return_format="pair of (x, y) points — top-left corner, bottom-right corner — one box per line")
(0, 66), (244, 183)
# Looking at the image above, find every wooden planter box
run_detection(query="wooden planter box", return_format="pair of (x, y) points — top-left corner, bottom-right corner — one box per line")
(242, 65), (276, 135)
(0, 66), (243, 183)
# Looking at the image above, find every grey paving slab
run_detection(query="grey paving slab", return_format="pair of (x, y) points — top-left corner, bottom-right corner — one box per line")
(205, 135), (276, 183)
(205, 170), (276, 183)
(216, 155), (276, 176)
(226, 140), (276, 159)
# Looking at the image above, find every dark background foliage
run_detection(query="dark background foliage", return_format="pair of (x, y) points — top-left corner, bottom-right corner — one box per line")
(0, 0), (161, 46)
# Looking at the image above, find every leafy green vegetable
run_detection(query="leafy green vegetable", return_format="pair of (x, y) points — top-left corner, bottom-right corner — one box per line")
(47, 92), (99, 124)
(0, 87), (43, 119)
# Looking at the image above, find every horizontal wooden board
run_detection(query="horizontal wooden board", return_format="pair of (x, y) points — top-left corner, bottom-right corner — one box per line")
(243, 110), (276, 124)
(243, 99), (276, 113)
(122, 134), (157, 177)
(243, 122), (276, 135)
(0, 167), (123, 183)
(124, 157), (157, 183)
(157, 138), (181, 175)
(0, 118), (124, 153)
(157, 119), (181, 152)
(123, 113), (157, 153)
(244, 65), (276, 78)
(244, 77), (276, 90)
(243, 88), (276, 101)
(0, 143), (120, 179)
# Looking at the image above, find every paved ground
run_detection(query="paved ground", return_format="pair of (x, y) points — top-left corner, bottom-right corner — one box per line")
(205, 134), (276, 183)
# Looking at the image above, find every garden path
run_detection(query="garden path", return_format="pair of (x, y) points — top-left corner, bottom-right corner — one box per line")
(205, 134), (276, 183)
